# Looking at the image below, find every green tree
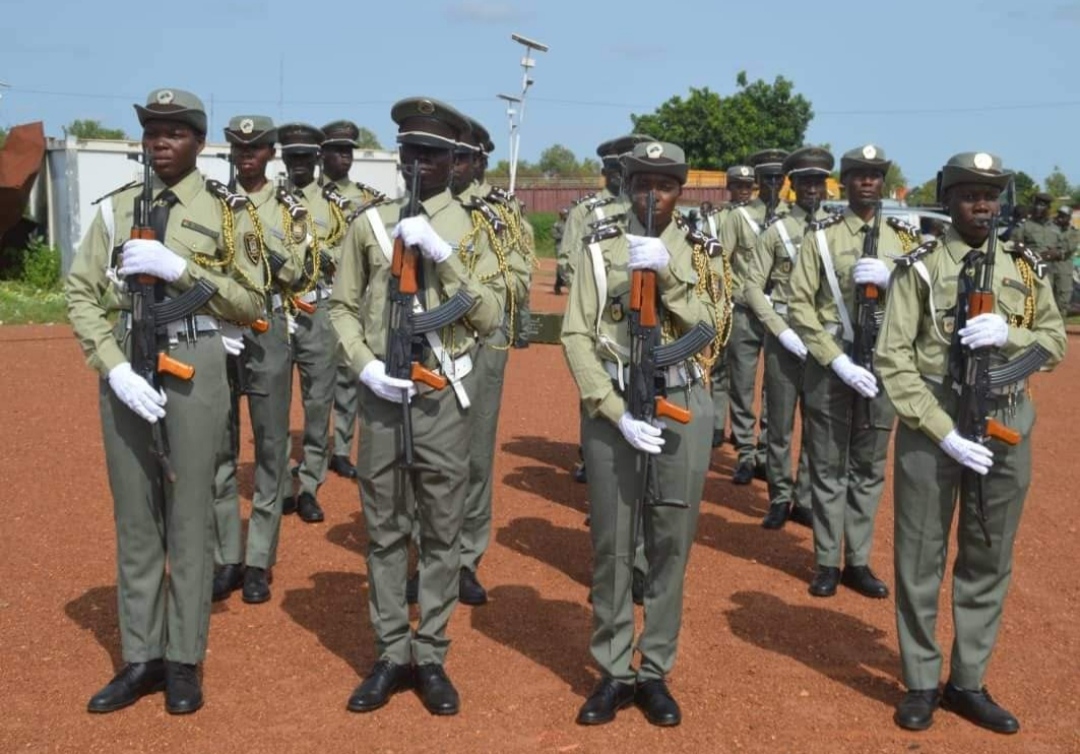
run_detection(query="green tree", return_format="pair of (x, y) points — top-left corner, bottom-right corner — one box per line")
(885, 163), (907, 198)
(1044, 165), (1071, 199)
(64, 119), (127, 140)
(1013, 170), (1037, 206)
(356, 126), (381, 150)
(906, 177), (938, 206)
(537, 144), (578, 176)
(630, 72), (814, 169)
(0, 126), (6, 148)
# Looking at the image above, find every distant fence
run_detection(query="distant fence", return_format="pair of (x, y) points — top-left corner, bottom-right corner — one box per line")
(489, 178), (731, 213)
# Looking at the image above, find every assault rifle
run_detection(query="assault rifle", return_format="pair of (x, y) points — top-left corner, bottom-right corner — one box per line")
(127, 150), (217, 482)
(627, 190), (717, 507)
(385, 161), (474, 466)
(954, 214), (1050, 544)
(852, 202), (883, 429)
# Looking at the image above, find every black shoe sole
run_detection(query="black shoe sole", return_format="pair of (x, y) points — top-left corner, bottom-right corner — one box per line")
(242, 591), (271, 604)
(165, 698), (204, 715)
(87, 681), (165, 714)
(894, 712), (934, 731)
(940, 699), (1019, 734)
(641, 711), (681, 727)
(576, 698), (633, 726)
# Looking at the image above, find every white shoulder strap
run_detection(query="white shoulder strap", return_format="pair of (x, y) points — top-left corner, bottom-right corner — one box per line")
(101, 196), (116, 252)
(736, 206), (761, 236)
(367, 206), (393, 261)
(586, 240), (629, 390)
(815, 228), (853, 342)
(706, 215), (718, 238)
(912, 260), (949, 344)
(775, 220), (798, 261)
(593, 205), (607, 221)
(366, 205), (470, 408)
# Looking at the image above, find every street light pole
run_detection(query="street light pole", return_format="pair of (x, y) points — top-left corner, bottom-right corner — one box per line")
(499, 33), (548, 195)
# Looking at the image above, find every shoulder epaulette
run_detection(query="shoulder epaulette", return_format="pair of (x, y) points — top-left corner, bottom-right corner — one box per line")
(343, 193), (389, 225)
(322, 184), (350, 209)
(763, 213), (785, 229)
(583, 195), (616, 212)
(589, 212), (626, 231)
(1007, 241), (1046, 278)
(354, 180), (383, 198)
(886, 215), (920, 238)
(893, 239), (938, 268)
(584, 224), (622, 245)
(728, 200), (749, 209)
(686, 227), (723, 258)
(572, 192), (597, 207)
(484, 186), (512, 205)
(275, 187), (309, 220)
(205, 179), (249, 210)
(463, 196), (507, 234)
(809, 213), (844, 232)
(91, 180), (140, 206)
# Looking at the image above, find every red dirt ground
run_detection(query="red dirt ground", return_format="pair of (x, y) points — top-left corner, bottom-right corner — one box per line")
(1, 273), (1078, 752)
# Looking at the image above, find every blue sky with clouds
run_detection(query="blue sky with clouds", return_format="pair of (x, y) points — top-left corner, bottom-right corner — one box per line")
(1, 0), (1076, 188)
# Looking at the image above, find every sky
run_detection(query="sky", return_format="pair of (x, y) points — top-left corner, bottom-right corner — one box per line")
(1, 0), (1077, 190)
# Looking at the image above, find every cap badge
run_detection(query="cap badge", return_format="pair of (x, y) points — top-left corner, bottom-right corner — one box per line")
(862, 145), (877, 160)
(739, 166), (751, 177)
(417, 99), (435, 115)
(645, 142), (664, 159)
(973, 152), (993, 170)
(156, 90), (175, 105)
(239, 118), (255, 135)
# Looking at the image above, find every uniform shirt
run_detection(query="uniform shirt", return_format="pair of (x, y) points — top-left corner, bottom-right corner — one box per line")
(238, 181), (305, 290)
(66, 169), (268, 376)
(875, 225), (1066, 443)
(1066, 226), (1080, 259)
(787, 207), (909, 367)
(743, 204), (831, 338)
(561, 214), (723, 425)
(456, 180), (531, 319)
(294, 181), (344, 272)
(324, 177), (378, 207)
(718, 197), (789, 306)
(1018, 217), (1066, 260)
(557, 187), (630, 287)
(329, 186), (506, 379)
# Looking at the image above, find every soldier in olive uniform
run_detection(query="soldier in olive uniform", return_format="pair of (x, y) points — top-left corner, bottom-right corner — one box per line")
(1019, 192), (1071, 314)
(211, 115), (306, 604)
(705, 165), (754, 448)
(329, 97), (506, 716)
(278, 123), (350, 523)
(322, 120), (384, 480)
(553, 207), (569, 293)
(876, 152), (1066, 734)
(1052, 206), (1077, 314)
(562, 141), (727, 728)
(788, 144), (919, 599)
(556, 135), (650, 290)
(719, 151), (790, 482)
(451, 115), (533, 605)
(743, 147), (834, 529)
(66, 89), (267, 714)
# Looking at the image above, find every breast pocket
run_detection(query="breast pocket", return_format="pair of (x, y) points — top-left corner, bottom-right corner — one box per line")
(996, 284), (1028, 327)
(172, 227), (220, 262)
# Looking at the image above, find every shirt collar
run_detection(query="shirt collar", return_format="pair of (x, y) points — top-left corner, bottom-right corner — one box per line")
(420, 187), (454, 218)
(153, 168), (203, 207)
(941, 225), (990, 264)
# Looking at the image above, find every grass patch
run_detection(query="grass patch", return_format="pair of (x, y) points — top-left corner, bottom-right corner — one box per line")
(527, 212), (557, 258)
(0, 282), (68, 325)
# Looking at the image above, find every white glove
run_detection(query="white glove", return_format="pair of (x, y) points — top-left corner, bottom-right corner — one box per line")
(392, 216), (452, 263)
(959, 313), (1008, 350)
(777, 328), (808, 360)
(220, 323), (245, 357)
(940, 430), (994, 475)
(625, 234), (671, 271)
(118, 239), (187, 282)
(107, 362), (167, 423)
(830, 354), (879, 398)
(286, 314), (298, 335)
(617, 412), (666, 455)
(359, 360), (418, 404)
(852, 258), (891, 288)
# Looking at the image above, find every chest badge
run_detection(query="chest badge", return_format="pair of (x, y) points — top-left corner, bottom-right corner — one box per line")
(609, 299), (625, 322)
(290, 220), (307, 243)
(243, 232), (262, 265)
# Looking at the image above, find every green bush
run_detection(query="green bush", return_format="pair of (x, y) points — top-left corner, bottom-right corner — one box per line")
(20, 235), (62, 291)
(528, 211), (557, 258)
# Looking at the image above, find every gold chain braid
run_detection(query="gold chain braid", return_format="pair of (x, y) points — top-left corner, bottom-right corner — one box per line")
(314, 202), (347, 248)
(191, 200), (271, 293)
(1015, 256), (1036, 329)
